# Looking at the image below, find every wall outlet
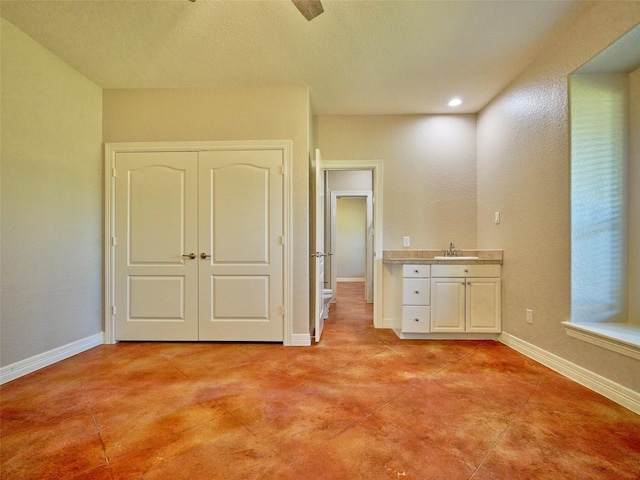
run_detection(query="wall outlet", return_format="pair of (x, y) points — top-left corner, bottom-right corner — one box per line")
(403, 236), (410, 247)
(526, 309), (533, 324)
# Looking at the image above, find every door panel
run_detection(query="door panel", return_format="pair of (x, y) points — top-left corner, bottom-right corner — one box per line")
(115, 152), (199, 341)
(199, 150), (283, 341)
(314, 149), (325, 342)
(212, 164), (269, 263)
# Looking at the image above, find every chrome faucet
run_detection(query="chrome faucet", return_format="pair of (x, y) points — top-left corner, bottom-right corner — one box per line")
(445, 242), (456, 257)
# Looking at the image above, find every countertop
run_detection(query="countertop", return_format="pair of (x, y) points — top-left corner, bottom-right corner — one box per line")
(383, 249), (503, 265)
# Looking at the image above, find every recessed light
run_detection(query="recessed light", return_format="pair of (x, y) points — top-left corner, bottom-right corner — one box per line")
(448, 98), (463, 107)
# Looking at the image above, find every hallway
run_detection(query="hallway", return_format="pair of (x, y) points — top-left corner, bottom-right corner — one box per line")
(1, 283), (639, 479)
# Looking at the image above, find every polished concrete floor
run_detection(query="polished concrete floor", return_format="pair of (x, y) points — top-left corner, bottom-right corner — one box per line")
(1, 282), (639, 479)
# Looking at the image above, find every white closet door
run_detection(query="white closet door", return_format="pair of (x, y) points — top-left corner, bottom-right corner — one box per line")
(198, 150), (284, 341)
(114, 152), (199, 340)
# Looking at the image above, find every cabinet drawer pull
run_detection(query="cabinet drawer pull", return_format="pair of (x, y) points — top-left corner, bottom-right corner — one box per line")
(464, 269), (469, 273)
(414, 269), (419, 273)
(414, 290), (420, 294)
(414, 318), (420, 322)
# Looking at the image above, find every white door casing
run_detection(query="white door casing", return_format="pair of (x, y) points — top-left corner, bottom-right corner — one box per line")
(105, 141), (293, 344)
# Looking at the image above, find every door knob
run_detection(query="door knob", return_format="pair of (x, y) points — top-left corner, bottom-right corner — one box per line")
(200, 253), (212, 259)
(182, 253), (196, 259)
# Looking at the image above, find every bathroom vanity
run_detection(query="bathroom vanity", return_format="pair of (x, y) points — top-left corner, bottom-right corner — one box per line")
(383, 250), (503, 340)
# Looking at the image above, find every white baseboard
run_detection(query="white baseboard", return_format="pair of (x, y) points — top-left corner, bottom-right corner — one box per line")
(0, 332), (104, 385)
(337, 277), (365, 283)
(382, 317), (395, 329)
(290, 333), (312, 346)
(499, 332), (640, 415)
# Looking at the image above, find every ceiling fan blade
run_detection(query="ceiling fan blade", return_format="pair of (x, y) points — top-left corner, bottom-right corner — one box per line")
(292, 0), (324, 21)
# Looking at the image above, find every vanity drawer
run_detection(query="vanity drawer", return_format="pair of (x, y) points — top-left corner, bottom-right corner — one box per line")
(402, 264), (430, 278)
(402, 306), (430, 333)
(431, 264), (500, 278)
(402, 278), (430, 305)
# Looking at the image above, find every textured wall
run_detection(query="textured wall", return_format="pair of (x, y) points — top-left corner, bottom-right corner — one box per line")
(477, 2), (640, 392)
(1, 19), (103, 367)
(102, 86), (310, 335)
(315, 115), (478, 251)
(630, 66), (640, 323)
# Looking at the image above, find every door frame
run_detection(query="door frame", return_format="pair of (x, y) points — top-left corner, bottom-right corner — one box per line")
(322, 160), (384, 328)
(104, 140), (293, 345)
(330, 191), (373, 303)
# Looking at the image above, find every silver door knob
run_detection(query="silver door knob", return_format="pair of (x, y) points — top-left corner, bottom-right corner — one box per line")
(201, 253), (212, 259)
(182, 253), (196, 259)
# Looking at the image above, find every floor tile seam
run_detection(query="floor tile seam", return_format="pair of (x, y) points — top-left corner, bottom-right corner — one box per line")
(367, 384), (421, 416)
(86, 391), (113, 471)
(366, 414), (478, 474)
(468, 376), (545, 479)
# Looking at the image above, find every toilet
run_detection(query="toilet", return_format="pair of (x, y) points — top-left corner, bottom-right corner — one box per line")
(322, 289), (333, 319)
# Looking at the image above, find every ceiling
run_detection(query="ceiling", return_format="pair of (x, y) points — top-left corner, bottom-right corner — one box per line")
(1, 0), (590, 115)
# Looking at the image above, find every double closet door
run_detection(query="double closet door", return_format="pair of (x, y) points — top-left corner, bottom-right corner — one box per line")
(114, 149), (284, 342)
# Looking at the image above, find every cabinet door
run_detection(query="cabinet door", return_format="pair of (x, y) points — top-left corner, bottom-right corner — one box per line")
(466, 278), (501, 332)
(430, 278), (465, 332)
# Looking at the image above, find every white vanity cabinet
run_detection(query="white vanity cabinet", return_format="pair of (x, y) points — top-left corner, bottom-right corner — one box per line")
(401, 264), (431, 333)
(430, 264), (501, 333)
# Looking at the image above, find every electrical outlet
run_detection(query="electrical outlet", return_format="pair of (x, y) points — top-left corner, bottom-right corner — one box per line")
(526, 309), (533, 324)
(403, 236), (410, 247)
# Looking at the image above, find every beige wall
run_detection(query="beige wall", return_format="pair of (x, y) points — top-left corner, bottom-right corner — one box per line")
(477, 2), (640, 392)
(1, 19), (103, 366)
(315, 115), (478, 251)
(336, 197), (367, 279)
(630, 66), (640, 323)
(102, 86), (310, 334)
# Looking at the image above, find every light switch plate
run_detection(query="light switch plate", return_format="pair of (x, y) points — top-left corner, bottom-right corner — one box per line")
(495, 212), (501, 224)
(403, 236), (410, 247)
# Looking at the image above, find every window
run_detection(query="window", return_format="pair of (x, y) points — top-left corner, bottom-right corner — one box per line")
(565, 25), (640, 359)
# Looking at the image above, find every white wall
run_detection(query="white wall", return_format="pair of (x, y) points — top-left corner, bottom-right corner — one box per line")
(1, 18), (103, 367)
(336, 197), (366, 279)
(102, 86), (310, 334)
(477, 2), (640, 392)
(315, 115), (478, 251)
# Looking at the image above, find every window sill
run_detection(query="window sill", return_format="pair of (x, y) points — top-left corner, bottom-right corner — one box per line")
(562, 322), (640, 360)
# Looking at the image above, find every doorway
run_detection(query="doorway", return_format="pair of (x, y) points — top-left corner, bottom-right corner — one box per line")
(321, 160), (384, 328)
(330, 192), (373, 304)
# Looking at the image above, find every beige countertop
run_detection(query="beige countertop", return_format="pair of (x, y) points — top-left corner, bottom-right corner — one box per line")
(383, 249), (503, 265)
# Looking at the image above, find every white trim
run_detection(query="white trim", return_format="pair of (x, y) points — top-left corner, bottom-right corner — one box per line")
(499, 332), (640, 415)
(562, 322), (640, 361)
(104, 140), (294, 346)
(322, 160), (384, 328)
(290, 333), (312, 346)
(0, 333), (104, 385)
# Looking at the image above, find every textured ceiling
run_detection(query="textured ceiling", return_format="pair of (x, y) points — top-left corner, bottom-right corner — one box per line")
(1, 0), (589, 115)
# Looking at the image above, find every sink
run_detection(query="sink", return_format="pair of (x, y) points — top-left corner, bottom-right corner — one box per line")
(434, 256), (480, 260)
